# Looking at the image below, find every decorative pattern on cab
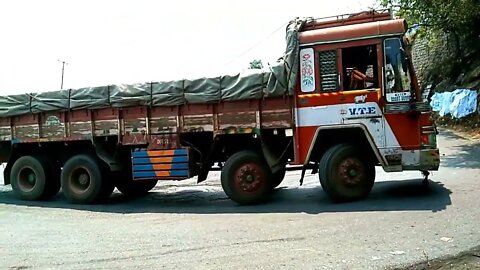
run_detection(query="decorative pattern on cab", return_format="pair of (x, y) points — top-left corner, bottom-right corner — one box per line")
(300, 48), (315, 92)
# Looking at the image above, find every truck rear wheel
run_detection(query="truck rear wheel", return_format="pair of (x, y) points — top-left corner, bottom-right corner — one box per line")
(319, 144), (375, 202)
(61, 155), (113, 204)
(221, 150), (273, 205)
(10, 156), (55, 200)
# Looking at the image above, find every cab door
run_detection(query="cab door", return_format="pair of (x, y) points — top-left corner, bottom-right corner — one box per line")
(293, 41), (385, 165)
(382, 38), (422, 150)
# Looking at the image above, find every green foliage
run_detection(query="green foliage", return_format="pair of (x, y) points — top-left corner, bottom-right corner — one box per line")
(249, 59), (263, 69)
(380, 0), (480, 54)
(380, 0), (480, 29)
(380, 0), (480, 85)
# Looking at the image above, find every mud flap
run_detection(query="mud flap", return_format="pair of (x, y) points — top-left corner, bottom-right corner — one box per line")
(131, 148), (190, 180)
(261, 142), (284, 174)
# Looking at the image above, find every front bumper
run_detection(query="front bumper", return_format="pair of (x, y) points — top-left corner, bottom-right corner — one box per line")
(403, 148), (440, 171)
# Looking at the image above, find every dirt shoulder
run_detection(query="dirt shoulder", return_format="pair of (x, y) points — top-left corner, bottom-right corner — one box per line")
(438, 124), (480, 141)
(435, 115), (480, 141)
(397, 245), (480, 270)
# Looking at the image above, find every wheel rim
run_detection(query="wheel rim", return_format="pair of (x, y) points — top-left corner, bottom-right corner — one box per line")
(69, 166), (92, 194)
(234, 163), (266, 193)
(18, 166), (37, 192)
(337, 158), (365, 186)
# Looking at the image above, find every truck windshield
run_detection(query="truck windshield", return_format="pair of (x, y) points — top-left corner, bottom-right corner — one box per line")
(384, 38), (412, 102)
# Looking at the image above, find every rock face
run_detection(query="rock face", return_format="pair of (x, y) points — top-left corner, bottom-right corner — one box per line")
(412, 33), (480, 92)
(412, 34), (480, 129)
(411, 34), (457, 89)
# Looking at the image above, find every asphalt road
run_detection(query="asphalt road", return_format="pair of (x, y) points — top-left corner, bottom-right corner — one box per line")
(0, 129), (479, 269)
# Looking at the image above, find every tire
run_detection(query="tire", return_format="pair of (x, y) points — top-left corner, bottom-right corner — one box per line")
(221, 150), (273, 205)
(61, 155), (112, 204)
(319, 144), (375, 202)
(10, 156), (54, 200)
(115, 172), (158, 197)
(271, 167), (286, 188)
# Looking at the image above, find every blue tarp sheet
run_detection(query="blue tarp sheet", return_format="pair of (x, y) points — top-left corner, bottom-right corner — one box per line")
(430, 89), (478, 118)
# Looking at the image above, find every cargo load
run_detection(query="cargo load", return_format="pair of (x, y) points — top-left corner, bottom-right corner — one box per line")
(0, 19), (305, 117)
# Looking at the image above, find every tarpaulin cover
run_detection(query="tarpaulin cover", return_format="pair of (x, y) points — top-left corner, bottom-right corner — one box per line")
(185, 77), (221, 103)
(31, 90), (70, 113)
(110, 83), (151, 107)
(70, 87), (110, 110)
(430, 89), (478, 118)
(151, 81), (184, 106)
(0, 94), (31, 116)
(0, 19), (305, 117)
(221, 72), (263, 101)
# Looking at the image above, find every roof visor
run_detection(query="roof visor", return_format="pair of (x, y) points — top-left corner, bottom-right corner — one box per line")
(299, 19), (407, 46)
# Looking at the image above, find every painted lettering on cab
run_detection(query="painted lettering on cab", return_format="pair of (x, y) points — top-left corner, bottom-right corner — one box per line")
(348, 106), (376, 116)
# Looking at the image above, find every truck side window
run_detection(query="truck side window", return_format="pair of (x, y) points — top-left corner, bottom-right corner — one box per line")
(384, 38), (412, 102)
(319, 50), (338, 92)
(342, 45), (378, 91)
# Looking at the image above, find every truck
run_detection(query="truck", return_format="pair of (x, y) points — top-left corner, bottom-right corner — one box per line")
(0, 9), (440, 205)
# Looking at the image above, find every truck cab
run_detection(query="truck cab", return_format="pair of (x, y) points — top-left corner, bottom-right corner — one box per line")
(289, 10), (440, 201)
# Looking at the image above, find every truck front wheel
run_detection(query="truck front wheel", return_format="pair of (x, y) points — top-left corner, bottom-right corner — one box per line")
(10, 156), (55, 200)
(61, 155), (113, 204)
(319, 144), (375, 202)
(221, 151), (273, 205)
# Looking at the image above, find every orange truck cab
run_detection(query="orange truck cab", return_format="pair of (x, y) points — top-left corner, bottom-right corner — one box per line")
(288, 10), (439, 201)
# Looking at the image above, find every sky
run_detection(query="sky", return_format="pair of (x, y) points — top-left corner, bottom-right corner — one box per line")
(0, 0), (378, 94)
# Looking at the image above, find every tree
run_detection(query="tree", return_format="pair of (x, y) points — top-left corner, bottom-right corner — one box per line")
(379, 0), (480, 58)
(380, 0), (480, 84)
(249, 59), (263, 69)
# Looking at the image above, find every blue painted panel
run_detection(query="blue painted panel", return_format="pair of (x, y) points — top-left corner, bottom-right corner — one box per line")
(132, 149), (188, 158)
(171, 163), (189, 170)
(170, 170), (189, 177)
(132, 158), (151, 165)
(133, 171), (157, 178)
(173, 149), (188, 155)
(133, 170), (189, 179)
(172, 156), (189, 163)
(133, 164), (155, 171)
(132, 156), (189, 165)
(132, 151), (149, 158)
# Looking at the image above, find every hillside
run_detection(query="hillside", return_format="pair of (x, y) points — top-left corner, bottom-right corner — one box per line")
(411, 28), (480, 132)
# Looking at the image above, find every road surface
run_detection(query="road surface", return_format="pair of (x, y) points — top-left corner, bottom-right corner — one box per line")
(0, 129), (479, 269)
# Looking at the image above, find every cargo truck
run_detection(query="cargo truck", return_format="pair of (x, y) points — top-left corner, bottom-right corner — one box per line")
(0, 10), (440, 205)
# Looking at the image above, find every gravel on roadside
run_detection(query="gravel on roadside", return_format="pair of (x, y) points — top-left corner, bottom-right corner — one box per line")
(395, 245), (480, 270)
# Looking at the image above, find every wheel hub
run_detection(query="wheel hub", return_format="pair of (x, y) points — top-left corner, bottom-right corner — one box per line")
(18, 167), (37, 191)
(78, 173), (90, 186)
(235, 163), (264, 193)
(244, 174), (254, 183)
(27, 173), (36, 185)
(338, 158), (364, 186)
(70, 167), (91, 194)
